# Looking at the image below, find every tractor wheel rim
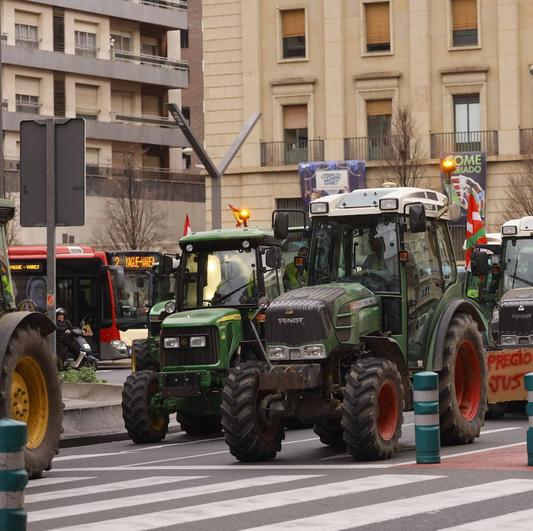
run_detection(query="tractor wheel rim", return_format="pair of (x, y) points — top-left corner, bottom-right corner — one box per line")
(377, 380), (398, 441)
(11, 356), (49, 448)
(455, 340), (481, 421)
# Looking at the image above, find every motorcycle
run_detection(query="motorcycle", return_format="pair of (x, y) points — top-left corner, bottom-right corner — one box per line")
(58, 327), (98, 370)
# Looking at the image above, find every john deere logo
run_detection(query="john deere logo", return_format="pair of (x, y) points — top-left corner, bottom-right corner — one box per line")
(278, 317), (304, 325)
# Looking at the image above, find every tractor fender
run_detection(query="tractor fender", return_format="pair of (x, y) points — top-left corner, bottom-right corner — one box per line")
(429, 299), (486, 372)
(0, 311), (55, 368)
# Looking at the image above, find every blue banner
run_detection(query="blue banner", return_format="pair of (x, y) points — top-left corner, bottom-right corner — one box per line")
(299, 160), (366, 207)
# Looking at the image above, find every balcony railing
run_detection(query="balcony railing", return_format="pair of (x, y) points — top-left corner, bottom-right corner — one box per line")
(112, 49), (188, 71)
(75, 45), (98, 57)
(86, 164), (203, 183)
(519, 128), (533, 155)
(430, 131), (498, 158)
(15, 102), (40, 114)
(344, 136), (409, 161)
(260, 140), (324, 167)
(112, 112), (177, 127)
(76, 109), (99, 120)
(15, 37), (39, 48)
(138, 0), (188, 9)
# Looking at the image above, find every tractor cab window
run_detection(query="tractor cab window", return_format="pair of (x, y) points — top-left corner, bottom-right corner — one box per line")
(502, 238), (533, 292)
(309, 216), (400, 293)
(0, 230), (15, 310)
(260, 247), (283, 302)
(181, 249), (259, 308)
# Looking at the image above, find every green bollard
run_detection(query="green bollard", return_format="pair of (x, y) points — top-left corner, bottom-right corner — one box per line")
(526, 373), (533, 466)
(414, 371), (440, 464)
(0, 419), (28, 531)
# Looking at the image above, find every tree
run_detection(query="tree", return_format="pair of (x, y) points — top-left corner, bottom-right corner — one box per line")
(504, 150), (533, 220)
(383, 106), (423, 188)
(5, 192), (20, 246)
(94, 173), (159, 250)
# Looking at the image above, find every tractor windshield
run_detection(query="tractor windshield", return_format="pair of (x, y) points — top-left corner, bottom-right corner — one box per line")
(180, 248), (260, 309)
(502, 238), (533, 292)
(308, 216), (400, 293)
(0, 228), (15, 310)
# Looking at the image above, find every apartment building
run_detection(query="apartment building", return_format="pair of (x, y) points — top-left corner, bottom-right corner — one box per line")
(1, 0), (205, 248)
(202, 0), (532, 232)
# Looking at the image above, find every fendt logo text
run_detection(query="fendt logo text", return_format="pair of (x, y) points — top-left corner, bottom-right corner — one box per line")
(278, 317), (304, 325)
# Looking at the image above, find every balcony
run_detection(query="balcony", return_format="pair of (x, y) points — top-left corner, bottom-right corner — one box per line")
(15, 36), (39, 49)
(15, 102), (40, 114)
(112, 49), (187, 71)
(75, 45), (98, 58)
(260, 140), (324, 167)
(137, 0), (188, 9)
(344, 136), (409, 161)
(519, 128), (533, 155)
(430, 131), (498, 158)
(112, 113), (177, 127)
(85, 164), (202, 183)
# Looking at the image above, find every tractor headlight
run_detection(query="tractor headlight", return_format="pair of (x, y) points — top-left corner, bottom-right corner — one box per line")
(189, 336), (207, 348)
(164, 301), (176, 314)
(266, 346), (289, 360)
(310, 202), (328, 214)
(163, 337), (180, 349)
(301, 344), (327, 359)
(500, 335), (518, 345)
(379, 198), (399, 211)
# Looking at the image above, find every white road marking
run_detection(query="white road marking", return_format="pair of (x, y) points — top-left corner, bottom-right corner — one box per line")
(243, 479), (533, 530)
(27, 477), (95, 489)
(28, 474), (318, 523)
(26, 476), (203, 504)
(479, 427), (524, 435)
(51, 474), (440, 531)
(439, 507), (533, 530)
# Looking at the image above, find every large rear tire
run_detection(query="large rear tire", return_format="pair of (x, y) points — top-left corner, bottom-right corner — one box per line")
(221, 363), (284, 462)
(313, 418), (344, 447)
(177, 412), (221, 435)
(342, 358), (404, 461)
(1, 328), (63, 479)
(439, 313), (487, 445)
(122, 370), (168, 443)
(131, 339), (159, 372)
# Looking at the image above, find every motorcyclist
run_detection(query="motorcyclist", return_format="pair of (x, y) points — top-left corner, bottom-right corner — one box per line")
(56, 307), (77, 367)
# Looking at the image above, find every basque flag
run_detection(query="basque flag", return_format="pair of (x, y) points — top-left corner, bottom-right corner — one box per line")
(464, 190), (487, 271)
(183, 213), (192, 236)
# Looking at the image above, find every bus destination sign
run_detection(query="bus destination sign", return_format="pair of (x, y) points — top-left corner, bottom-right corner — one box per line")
(10, 262), (45, 273)
(111, 253), (158, 270)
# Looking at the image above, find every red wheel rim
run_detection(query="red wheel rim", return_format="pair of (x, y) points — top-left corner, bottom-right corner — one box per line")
(455, 340), (481, 421)
(377, 380), (398, 441)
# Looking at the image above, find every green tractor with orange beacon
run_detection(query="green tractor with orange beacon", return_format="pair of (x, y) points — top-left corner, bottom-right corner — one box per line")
(221, 187), (488, 461)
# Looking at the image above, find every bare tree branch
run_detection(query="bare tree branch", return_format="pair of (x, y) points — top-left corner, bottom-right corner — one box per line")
(383, 106), (423, 188)
(503, 142), (533, 220)
(5, 192), (20, 246)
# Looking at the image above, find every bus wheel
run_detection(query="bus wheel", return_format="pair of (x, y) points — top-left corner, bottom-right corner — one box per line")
(177, 412), (221, 435)
(122, 371), (168, 443)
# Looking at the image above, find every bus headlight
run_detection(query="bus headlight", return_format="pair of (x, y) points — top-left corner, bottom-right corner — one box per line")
(266, 346), (289, 360)
(189, 336), (207, 348)
(163, 337), (180, 349)
(111, 339), (128, 353)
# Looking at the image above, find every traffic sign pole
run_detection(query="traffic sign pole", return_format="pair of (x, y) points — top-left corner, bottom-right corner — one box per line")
(45, 120), (56, 355)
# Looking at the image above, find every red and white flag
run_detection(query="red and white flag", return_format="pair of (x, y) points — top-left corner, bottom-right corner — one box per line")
(183, 213), (192, 236)
(464, 190), (487, 271)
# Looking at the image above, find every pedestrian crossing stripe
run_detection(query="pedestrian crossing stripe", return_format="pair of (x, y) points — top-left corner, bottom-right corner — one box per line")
(439, 507), (533, 530)
(27, 474), (318, 523)
(45, 474), (440, 530)
(26, 477), (95, 489)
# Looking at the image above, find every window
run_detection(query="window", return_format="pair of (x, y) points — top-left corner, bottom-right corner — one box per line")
(86, 147), (100, 166)
(76, 84), (99, 119)
(435, 222), (457, 287)
(110, 33), (131, 53)
(366, 99), (392, 160)
(180, 29), (189, 49)
(15, 76), (40, 114)
(281, 9), (306, 59)
(15, 24), (38, 48)
(283, 105), (308, 164)
(111, 91), (134, 115)
(75, 30), (97, 57)
(452, 0), (478, 47)
(182, 106), (190, 124)
(454, 94), (480, 150)
(365, 2), (391, 53)
(16, 94), (39, 114)
(141, 39), (159, 57)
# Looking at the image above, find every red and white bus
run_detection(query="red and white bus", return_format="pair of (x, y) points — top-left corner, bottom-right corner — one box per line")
(8, 246), (161, 361)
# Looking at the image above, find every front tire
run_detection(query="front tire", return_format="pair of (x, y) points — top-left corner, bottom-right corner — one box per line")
(342, 358), (404, 461)
(439, 313), (487, 445)
(1, 328), (63, 479)
(122, 371), (168, 443)
(221, 363), (284, 462)
(177, 412), (221, 435)
(131, 339), (159, 372)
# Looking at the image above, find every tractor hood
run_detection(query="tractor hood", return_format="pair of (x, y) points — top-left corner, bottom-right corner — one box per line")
(161, 307), (241, 329)
(500, 287), (533, 304)
(265, 283), (380, 346)
(498, 287), (533, 337)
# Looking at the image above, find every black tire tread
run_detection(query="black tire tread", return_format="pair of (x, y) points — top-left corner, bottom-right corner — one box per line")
(313, 417), (344, 447)
(177, 412), (221, 435)
(132, 339), (159, 372)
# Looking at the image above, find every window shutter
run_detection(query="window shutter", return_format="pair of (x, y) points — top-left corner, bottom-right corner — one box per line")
(366, 99), (392, 116)
(15, 76), (40, 96)
(74, 20), (97, 34)
(365, 2), (390, 45)
(282, 9), (305, 38)
(86, 148), (100, 165)
(76, 84), (98, 111)
(283, 105), (308, 129)
(14, 10), (39, 26)
(452, 0), (477, 31)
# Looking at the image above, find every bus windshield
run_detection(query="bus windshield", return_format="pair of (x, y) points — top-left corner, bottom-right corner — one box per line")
(502, 238), (533, 292)
(180, 249), (259, 309)
(115, 270), (152, 320)
(309, 216), (400, 293)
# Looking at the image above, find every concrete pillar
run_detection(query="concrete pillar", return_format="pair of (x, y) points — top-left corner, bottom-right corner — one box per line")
(498, 0), (520, 156)
(409, 0), (431, 159)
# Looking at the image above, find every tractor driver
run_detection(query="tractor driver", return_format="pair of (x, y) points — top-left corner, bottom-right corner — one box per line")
(362, 233), (389, 273)
(283, 247), (308, 291)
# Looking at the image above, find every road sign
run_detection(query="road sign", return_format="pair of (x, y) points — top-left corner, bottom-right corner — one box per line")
(20, 118), (86, 227)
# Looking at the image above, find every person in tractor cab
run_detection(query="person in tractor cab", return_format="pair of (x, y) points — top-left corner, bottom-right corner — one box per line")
(283, 246), (308, 290)
(363, 234), (389, 273)
(212, 255), (251, 305)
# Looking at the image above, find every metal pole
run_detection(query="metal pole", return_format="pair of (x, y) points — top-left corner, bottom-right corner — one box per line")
(0, 6), (5, 198)
(414, 371), (441, 464)
(46, 120), (56, 355)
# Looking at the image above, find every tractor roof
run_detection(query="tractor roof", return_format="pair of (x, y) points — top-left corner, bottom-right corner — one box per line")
(179, 227), (281, 251)
(501, 216), (533, 238)
(309, 187), (450, 219)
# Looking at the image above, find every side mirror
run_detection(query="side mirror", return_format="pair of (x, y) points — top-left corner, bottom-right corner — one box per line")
(273, 211), (289, 240)
(409, 203), (426, 233)
(471, 250), (489, 276)
(265, 247), (282, 269)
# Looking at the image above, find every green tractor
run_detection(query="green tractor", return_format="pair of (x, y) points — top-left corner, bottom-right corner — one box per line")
(0, 198), (62, 478)
(122, 223), (289, 440)
(221, 187), (488, 461)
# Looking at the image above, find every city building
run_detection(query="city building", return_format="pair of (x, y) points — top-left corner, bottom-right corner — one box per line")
(202, 0), (532, 237)
(1, 0), (205, 249)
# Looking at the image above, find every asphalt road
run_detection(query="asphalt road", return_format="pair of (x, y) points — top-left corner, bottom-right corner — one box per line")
(96, 368), (131, 385)
(27, 412), (532, 531)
